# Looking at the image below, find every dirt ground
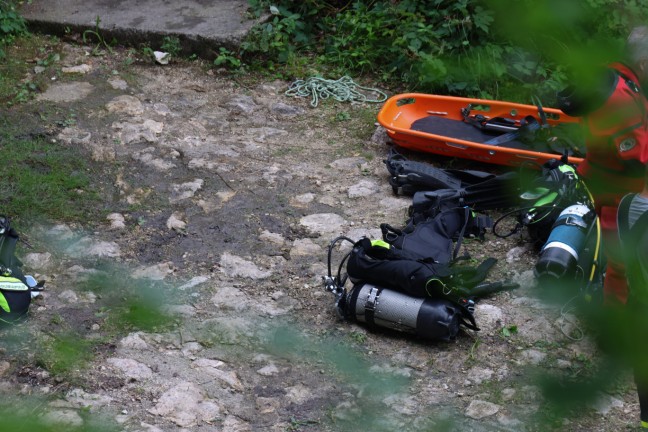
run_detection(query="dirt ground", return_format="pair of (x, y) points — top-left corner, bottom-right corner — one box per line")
(0, 41), (643, 431)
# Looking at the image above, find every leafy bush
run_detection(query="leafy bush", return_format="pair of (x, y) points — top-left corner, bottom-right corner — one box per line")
(320, 1), (494, 89)
(161, 35), (182, 58)
(214, 47), (242, 68)
(244, 0), (648, 103)
(0, 0), (27, 58)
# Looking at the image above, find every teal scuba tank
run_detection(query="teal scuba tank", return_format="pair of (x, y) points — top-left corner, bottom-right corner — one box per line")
(534, 204), (596, 281)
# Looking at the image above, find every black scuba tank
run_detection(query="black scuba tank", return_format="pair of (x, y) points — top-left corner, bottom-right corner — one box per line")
(341, 282), (477, 341)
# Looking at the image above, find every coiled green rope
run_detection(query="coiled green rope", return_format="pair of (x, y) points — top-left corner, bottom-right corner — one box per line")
(285, 76), (388, 107)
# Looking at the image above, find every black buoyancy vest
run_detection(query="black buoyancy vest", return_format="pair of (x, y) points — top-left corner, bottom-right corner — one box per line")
(618, 194), (648, 305)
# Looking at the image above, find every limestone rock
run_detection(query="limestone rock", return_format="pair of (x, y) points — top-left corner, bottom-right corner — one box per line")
(474, 304), (504, 333)
(166, 212), (187, 231)
(290, 238), (321, 257)
(299, 213), (346, 235)
(64, 389), (113, 411)
(256, 364), (279, 376)
(223, 95), (258, 113)
(259, 230), (285, 246)
(107, 358), (153, 380)
(330, 157), (367, 170)
(41, 410), (84, 428)
(0, 361), (10, 376)
(106, 95), (143, 116)
(465, 400), (500, 419)
(22, 252), (53, 271)
(220, 253), (271, 280)
(108, 77), (128, 90)
(192, 358), (243, 391)
(348, 179), (381, 198)
(169, 179), (203, 203)
(107, 213), (126, 230)
(58, 127), (92, 145)
(285, 384), (313, 405)
(592, 393), (624, 415)
(66, 238), (121, 258)
(178, 276), (210, 291)
(62, 64), (92, 74)
(37, 82), (94, 102)
(148, 382), (221, 427)
(119, 332), (149, 350)
(132, 262), (175, 280)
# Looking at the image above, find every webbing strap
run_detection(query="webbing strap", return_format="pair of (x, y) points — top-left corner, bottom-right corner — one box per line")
(532, 95), (548, 127)
(364, 285), (380, 328)
(452, 207), (471, 260)
(484, 116), (540, 146)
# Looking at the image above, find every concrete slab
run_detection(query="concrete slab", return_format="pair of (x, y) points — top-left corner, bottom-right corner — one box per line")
(20, 0), (261, 57)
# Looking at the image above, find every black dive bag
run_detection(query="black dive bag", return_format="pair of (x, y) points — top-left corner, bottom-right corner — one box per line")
(347, 206), (491, 298)
(346, 238), (452, 298)
(617, 194), (648, 306)
(0, 217), (31, 324)
(346, 237), (500, 300)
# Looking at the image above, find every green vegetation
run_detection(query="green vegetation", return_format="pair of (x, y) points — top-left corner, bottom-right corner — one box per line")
(0, 0), (26, 59)
(0, 118), (102, 224)
(0, 1), (41, 104)
(81, 268), (174, 333)
(500, 324), (518, 338)
(214, 47), (242, 68)
(0, 33), (61, 105)
(347, 329), (367, 344)
(35, 332), (96, 376)
(238, 0), (648, 103)
(160, 35), (182, 58)
(82, 15), (114, 55)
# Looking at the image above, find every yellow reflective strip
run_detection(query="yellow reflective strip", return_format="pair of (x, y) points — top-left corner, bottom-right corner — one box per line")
(559, 164), (576, 174)
(0, 280), (28, 291)
(0, 292), (10, 313)
(370, 239), (390, 249)
(0, 276), (21, 282)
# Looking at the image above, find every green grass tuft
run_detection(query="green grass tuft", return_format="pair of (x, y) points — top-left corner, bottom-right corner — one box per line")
(0, 119), (102, 224)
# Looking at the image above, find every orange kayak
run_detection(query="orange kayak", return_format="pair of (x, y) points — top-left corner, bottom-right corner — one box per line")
(377, 93), (584, 168)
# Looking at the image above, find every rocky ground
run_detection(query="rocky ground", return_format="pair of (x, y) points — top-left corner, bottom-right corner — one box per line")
(0, 42), (642, 431)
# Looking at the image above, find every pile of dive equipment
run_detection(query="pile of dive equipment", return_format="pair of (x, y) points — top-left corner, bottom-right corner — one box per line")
(0, 216), (43, 325)
(324, 149), (602, 341)
(491, 152), (602, 294)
